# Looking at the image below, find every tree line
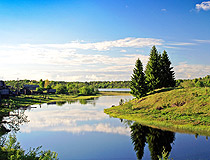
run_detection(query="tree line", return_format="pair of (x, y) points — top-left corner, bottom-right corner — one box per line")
(176, 75), (210, 88)
(5, 80), (130, 90)
(5, 79), (130, 96)
(130, 46), (176, 98)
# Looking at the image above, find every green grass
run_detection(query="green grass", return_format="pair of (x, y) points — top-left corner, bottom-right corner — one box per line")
(104, 87), (210, 136)
(1, 94), (100, 108)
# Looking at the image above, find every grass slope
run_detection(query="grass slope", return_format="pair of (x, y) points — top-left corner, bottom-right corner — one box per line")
(104, 87), (210, 136)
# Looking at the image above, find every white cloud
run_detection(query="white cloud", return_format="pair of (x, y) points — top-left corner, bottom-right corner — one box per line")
(166, 42), (196, 46)
(161, 9), (167, 12)
(196, 1), (210, 11)
(120, 49), (127, 53)
(0, 41), (149, 81)
(21, 37), (163, 51)
(194, 39), (210, 43)
(2, 37), (208, 81)
(174, 62), (210, 79)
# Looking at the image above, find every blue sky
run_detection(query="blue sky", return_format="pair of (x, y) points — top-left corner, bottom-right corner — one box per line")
(0, 0), (210, 81)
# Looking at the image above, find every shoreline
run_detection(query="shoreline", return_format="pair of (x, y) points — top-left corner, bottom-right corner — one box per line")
(1, 91), (131, 108)
(104, 87), (210, 136)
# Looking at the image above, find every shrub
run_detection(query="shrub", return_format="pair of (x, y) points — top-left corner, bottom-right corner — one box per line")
(0, 135), (58, 160)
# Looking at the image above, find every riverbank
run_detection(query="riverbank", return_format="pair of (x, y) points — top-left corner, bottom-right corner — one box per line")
(1, 91), (131, 108)
(104, 87), (210, 136)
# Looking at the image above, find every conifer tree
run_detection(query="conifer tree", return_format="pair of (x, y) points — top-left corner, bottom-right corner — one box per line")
(160, 50), (176, 87)
(145, 46), (162, 91)
(130, 58), (147, 98)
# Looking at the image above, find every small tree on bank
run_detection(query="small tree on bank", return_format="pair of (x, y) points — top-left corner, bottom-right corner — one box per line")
(130, 58), (147, 98)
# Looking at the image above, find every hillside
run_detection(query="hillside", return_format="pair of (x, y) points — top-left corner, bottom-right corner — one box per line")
(104, 87), (210, 135)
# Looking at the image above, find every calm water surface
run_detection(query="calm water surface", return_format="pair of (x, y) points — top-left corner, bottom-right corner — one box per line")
(3, 94), (210, 160)
(99, 88), (131, 92)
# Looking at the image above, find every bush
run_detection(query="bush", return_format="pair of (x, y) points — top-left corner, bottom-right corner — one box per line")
(180, 81), (195, 88)
(55, 84), (67, 94)
(36, 87), (43, 92)
(79, 86), (98, 95)
(195, 81), (204, 87)
(0, 135), (58, 160)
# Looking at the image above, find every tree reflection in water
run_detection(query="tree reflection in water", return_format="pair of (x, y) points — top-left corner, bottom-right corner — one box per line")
(52, 97), (98, 106)
(0, 108), (29, 140)
(129, 122), (175, 160)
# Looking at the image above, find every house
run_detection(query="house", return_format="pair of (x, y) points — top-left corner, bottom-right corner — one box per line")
(0, 80), (6, 88)
(23, 85), (39, 91)
(20, 88), (31, 95)
(47, 89), (56, 94)
(0, 80), (10, 98)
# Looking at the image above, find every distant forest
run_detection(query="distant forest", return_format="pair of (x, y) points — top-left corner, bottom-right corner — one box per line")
(5, 75), (210, 90)
(5, 75), (210, 93)
(5, 80), (130, 90)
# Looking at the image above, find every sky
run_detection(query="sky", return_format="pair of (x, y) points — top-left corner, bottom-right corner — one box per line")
(0, 0), (210, 81)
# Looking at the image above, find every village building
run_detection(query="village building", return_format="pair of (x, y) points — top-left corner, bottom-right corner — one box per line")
(23, 85), (39, 91)
(47, 89), (56, 94)
(0, 80), (10, 98)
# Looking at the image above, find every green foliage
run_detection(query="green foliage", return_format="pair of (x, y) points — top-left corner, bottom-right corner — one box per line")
(180, 81), (195, 88)
(195, 81), (204, 87)
(0, 135), (58, 160)
(177, 75), (210, 88)
(46, 85), (52, 89)
(79, 86), (98, 95)
(55, 84), (67, 94)
(36, 87), (43, 92)
(158, 147), (173, 160)
(130, 46), (175, 99)
(119, 99), (124, 105)
(67, 83), (79, 95)
(130, 58), (147, 98)
(39, 79), (45, 89)
(5, 80), (130, 95)
(105, 87), (210, 135)
(130, 123), (174, 160)
(175, 79), (183, 87)
(160, 50), (175, 88)
(145, 46), (162, 91)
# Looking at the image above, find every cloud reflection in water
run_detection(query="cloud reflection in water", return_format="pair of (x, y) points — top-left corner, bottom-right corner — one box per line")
(20, 99), (131, 136)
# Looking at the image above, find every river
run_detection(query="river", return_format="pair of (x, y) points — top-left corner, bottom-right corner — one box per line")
(2, 92), (210, 160)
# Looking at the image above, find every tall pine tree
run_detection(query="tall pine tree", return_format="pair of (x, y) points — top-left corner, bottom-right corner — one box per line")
(160, 50), (176, 87)
(145, 46), (162, 91)
(130, 58), (147, 98)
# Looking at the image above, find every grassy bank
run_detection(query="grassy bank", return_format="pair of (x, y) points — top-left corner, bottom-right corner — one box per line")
(104, 87), (210, 136)
(1, 94), (100, 108)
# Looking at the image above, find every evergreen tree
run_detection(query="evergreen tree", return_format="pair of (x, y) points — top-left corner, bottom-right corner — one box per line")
(160, 50), (176, 87)
(39, 79), (45, 88)
(145, 46), (162, 91)
(130, 58), (147, 98)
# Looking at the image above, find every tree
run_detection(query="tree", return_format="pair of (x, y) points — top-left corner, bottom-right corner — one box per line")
(160, 50), (176, 87)
(39, 79), (45, 88)
(130, 58), (147, 98)
(44, 79), (50, 88)
(46, 84), (52, 89)
(55, 84), (67, 94)
(145, 46), (162, 91)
